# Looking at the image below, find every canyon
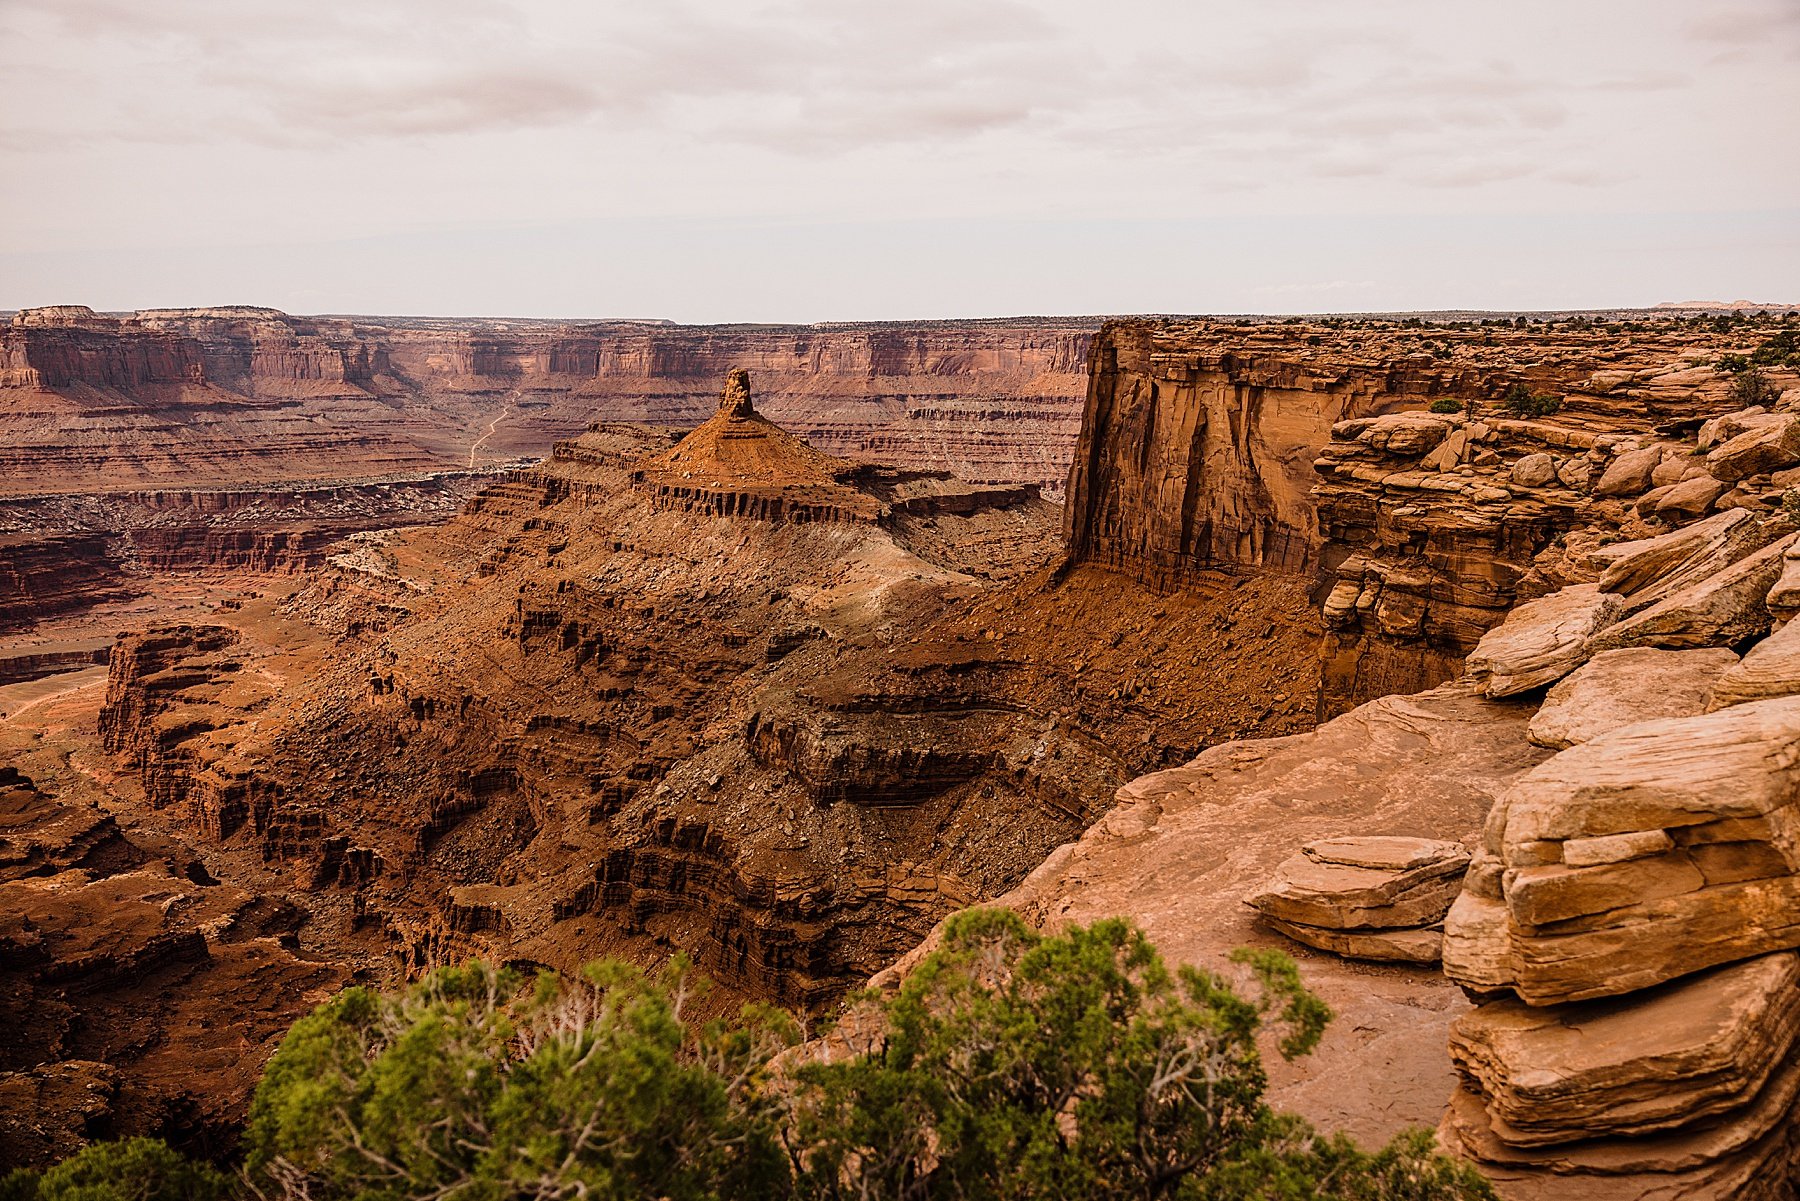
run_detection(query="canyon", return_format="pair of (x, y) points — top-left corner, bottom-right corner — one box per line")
(0, 304), (1094, 634)
(5, 303), (1800, 1199)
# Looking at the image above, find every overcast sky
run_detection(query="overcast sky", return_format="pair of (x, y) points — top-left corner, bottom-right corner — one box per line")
(2, 0), (1796, 322)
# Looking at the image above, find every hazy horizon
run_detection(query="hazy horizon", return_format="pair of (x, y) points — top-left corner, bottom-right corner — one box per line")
(4, 1), (1797, 323)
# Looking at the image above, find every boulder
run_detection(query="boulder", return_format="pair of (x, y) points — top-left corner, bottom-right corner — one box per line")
(1420, 428), (1470, 472)
(1555, 457), (1593, 490)
(1244, 836), (1469, 930)
(1463, 585), (1623, 697)
(1591, 507), (1766, 607)
(1708, 414), (1800, 482)
(1654, 475), (1727, 521)
(1442, 695), (1800, 1005)
(1594, 446), (1663, 497)
(1698, 406), (1774, 452)
(1652, 453), (1695, 488)
(1768, 539), (1800, 625)
(1449, 953), (1800, 1145)
(1632, 484), (1673, 516)
(1708, 618), (1800, 710)
(1527, 647), (1738, 749)
(1359, 414), (1452, 456)
(1511, 453), (1558, 488)
(1593, 532), (1796, 652)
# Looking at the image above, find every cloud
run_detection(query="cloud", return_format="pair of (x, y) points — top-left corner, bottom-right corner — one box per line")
(1684, 2), (1800, 44)
(0, 0), (1795, 293)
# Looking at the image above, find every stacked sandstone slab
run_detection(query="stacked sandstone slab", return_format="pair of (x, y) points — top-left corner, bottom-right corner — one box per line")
(1246, 836), (1469, 964)
(1312, 381), (1800, 717)
(1437, 484), (1800, 1198)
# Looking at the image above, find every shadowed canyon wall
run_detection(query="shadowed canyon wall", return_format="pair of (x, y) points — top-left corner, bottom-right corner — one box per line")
(1065, 317), (1777, 714)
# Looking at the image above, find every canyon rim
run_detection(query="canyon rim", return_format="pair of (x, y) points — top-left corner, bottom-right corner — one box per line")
(5, 0), (1800, 1196)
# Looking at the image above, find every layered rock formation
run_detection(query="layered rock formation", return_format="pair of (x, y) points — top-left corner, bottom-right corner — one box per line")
(1307, 349), (1777, 715)
(1247, 836), (1470, 964)
(0, 750), (340, 1167)
(11, 309), (1800, 1179)
(0, 535), (133, 634)
(1, 306), (1095, 635)
(884, 315), (1800, 1194)
(81, 370), (1318, 1038)
(1064, 317), (1783, 715)
(3, 306), (1094, 497)
(1066, 321), (1491, 587)
(1376, 472), (1800, 1195)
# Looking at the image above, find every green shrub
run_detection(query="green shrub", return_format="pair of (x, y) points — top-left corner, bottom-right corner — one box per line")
(1716, 352), (1751, 374)
(1500, 383), (1563, 417)
(243, 957), (799, 1201)
(1429, 399), (1464, 414)
(1731, 368), (1781, 408)
(1752, 330), (1798, 367)
(789, 909), (1493, 1201)
(20, 918), (1494, 1201)
(0, 1138), (231, 1201)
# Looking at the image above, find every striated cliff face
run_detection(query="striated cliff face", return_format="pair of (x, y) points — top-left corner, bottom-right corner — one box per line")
(1066, 321), (1522, 588)
(1064, 317), (1789, 713)
(3, 306), (1095, 498)
(0, 534), (133, 634)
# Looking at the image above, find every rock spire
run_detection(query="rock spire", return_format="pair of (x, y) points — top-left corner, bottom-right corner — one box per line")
(720, 368), (755, 418)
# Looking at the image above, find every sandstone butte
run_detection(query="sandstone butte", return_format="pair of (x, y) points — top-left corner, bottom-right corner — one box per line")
(3, 303), (1800, 1201)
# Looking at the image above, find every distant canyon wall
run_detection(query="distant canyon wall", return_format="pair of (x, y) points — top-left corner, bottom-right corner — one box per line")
(1, 306), (1096, 497)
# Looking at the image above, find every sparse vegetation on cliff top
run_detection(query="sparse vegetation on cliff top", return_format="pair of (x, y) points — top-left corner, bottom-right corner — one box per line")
(1500, 382), (1563, 417)
(2, 912), (1491, 1201)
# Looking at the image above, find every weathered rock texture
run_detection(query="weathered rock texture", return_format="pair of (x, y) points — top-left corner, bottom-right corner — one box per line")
(1432, 495), (1800, 1199)
(1526, 647), (1739, 749)
(82, 375), (1319, 1029)
(1247, 836), (1469, 963)
(0, 756), (341, 1168)
(1064, 317), (1793, 722)
(1065, 322), (1494, 588)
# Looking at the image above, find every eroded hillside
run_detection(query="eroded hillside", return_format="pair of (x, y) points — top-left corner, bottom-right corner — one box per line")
(6, 310), (1798, 1188)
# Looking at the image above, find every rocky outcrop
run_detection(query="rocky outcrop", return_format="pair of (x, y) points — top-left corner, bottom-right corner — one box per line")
(1447, 694), (1800, 1005)
(0, 534), (132, 633)
(1247, 836), (1470, 963)
(1526, 647), (1739, 749)
(1429, 496), (1800, 1197)
(1463, 586), (1624, 698)
(1064, 322), (1497, 589)
(1309, 338), (1793, 715)
(1709, 618), (1800, 710)
(1064, 318), (1785, 718)
(0, 762), (340, 1167)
